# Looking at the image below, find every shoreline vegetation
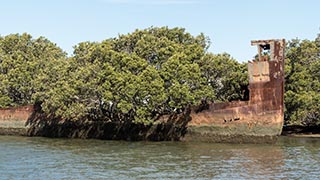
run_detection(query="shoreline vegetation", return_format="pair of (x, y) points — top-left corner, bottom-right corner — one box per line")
(0, 27), (319, 138)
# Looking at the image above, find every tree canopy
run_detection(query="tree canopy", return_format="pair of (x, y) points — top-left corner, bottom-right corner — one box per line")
(36, 27), (245, 124)
(0, 33), (66, 107)
(0, 27), (318, 126)
(285, 34), (320, 126)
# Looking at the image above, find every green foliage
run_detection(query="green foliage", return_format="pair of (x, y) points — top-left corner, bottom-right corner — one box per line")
(37, 27), (214, 124)
(0, 27), (251, 126)
(0, 33), (66, 107)
(199, 53), (248, 102)
(285, 36), (320, 126)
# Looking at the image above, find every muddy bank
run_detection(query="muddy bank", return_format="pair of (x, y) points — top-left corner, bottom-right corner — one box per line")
(282, 125), (320, 137)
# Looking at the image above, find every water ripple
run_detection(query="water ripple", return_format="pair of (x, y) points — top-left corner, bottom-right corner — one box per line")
(0, 136), (319, 179)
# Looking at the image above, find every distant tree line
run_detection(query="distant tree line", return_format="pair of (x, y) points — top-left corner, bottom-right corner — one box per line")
(0, 27), (319, 126)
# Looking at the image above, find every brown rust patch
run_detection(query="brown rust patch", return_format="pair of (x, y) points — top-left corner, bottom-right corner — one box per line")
(0, 105), (34, 135)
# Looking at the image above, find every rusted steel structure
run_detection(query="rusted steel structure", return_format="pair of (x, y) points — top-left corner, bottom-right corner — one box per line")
(0, 105), (33, 135)
(186, 39), (286, 143)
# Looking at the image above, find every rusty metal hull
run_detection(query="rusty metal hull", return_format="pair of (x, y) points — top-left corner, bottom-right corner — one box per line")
(0, 105), (33, 135)
(185, 101), (284, 143)
(185, 39), (286, 143)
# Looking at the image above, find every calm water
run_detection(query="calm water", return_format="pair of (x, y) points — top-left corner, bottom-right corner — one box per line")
(0, 136), (319, 180)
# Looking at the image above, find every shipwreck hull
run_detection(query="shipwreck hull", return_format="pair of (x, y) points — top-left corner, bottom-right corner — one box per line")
(0, 105), (33, 136)
(184, 102), (284, 143)
(185, 39), (286, 143)
(0, 39), (285, 143)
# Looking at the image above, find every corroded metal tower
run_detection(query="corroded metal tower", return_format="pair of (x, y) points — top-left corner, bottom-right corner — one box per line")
(187, 39), (286, 143)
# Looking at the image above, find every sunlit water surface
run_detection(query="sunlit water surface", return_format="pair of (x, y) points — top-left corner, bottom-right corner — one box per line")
(0, 136), (319, 179)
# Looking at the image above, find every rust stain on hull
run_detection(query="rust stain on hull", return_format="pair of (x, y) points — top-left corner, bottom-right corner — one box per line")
(186, 39), (286, 143)
(0, 105), (34, 135)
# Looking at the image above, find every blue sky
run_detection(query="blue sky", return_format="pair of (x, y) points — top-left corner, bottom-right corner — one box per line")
(1, 0), (319, 61)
